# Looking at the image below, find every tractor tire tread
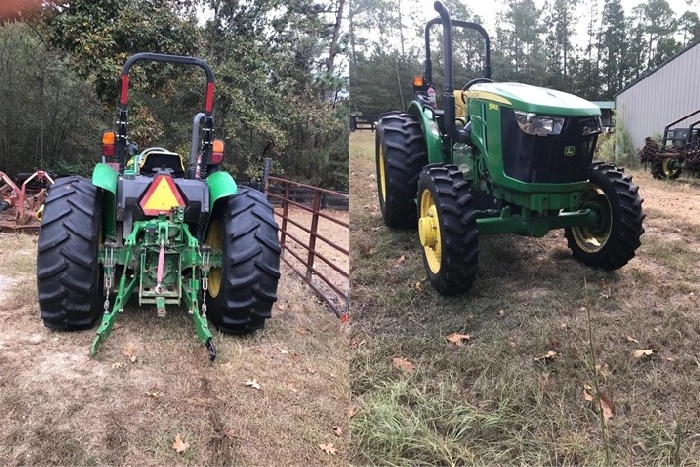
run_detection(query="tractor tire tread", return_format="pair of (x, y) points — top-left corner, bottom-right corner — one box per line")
(37, 176), (102, 331)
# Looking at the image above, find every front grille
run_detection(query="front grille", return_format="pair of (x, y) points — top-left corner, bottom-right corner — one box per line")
(500, 109), (598, 183)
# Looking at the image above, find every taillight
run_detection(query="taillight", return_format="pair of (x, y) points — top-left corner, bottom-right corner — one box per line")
(102, 131), (116, 158)
(211, 139), (224, 165)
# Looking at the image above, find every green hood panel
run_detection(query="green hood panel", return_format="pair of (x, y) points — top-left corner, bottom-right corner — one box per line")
(469, 82), (601, 117)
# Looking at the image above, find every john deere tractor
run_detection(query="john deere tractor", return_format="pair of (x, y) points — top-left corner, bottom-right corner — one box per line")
(36, 53), (281, 359)
(376, 2), (645, 295)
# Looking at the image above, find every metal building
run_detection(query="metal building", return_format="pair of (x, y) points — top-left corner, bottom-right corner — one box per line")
(615, 40), (700, 150)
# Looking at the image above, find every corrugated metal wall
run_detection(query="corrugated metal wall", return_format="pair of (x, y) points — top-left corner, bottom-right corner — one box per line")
(615, 42), (700, 150)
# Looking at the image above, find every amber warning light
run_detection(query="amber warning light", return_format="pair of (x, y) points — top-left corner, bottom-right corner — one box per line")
(413, 76), (424, 87)
(211, 139), (225, 165)
(102, 131), (116, 158)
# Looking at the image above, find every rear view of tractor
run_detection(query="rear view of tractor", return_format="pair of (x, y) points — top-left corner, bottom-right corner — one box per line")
(375, 2), (645, 295)
(36, 53), (281, 359)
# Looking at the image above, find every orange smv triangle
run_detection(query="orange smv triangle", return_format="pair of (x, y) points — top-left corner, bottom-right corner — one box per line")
(140, 174), (185, 216)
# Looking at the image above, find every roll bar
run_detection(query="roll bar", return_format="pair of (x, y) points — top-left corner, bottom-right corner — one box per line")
(115, 53), (216, 173)
(431, 2), (492, 144)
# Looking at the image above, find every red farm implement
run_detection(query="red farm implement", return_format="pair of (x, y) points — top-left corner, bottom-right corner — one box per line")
(0, 170), (54, 232)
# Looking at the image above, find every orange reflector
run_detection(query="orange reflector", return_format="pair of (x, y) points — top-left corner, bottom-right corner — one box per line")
(212, 139), (224, 153)
(139, 174), (185, 216)
(413, 75), (424, 87)
(102, 131), (116, 145)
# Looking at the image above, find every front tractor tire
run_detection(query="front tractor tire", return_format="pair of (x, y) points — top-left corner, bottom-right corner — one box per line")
(205, 187), (281, 334)
(37, 176), (102, 330)
(376, 112), (428, 228)
(417, 165), (479, 295)
(565, 162), (645, 270)
(651, 157), (682, 180)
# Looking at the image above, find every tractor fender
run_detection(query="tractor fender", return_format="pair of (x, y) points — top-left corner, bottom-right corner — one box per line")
(91, 163), (119, 238)
(406, 101), (444, 164)
(206, 171), (238, 212)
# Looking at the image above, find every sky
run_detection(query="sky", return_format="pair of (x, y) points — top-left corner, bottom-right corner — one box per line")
(421, 0), (700, 47)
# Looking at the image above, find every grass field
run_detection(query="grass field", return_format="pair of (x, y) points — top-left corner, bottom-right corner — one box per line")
(0, 232), (349, 466)
(349, 130), (700, 465)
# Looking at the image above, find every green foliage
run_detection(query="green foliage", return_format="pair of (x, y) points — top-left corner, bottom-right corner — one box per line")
(0, 22), (105, 176)
(595, 120), (636, 167)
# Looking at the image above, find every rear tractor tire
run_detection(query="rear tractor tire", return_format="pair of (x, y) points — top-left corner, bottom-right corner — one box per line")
(37, 176), (103, 330)
(416, 164), (479, 295)
(376, 112), (428, 228)
(205, 187), (281, 334)
(565, 162), (645, 270)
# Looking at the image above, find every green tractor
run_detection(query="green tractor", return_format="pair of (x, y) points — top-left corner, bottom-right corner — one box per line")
(376, 2), (645, 295)
(37, 53), (281, 359)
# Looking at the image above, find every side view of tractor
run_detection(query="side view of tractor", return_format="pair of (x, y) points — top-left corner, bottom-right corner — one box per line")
(36, 53), (281, 359)
(375, 2), (645, 295)
(0, 170), (54, 232)
(638, 108), (700, 179)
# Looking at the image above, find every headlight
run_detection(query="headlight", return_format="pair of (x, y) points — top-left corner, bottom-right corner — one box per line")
(581, 117), (603, 136)
(514, 111), (564, 136)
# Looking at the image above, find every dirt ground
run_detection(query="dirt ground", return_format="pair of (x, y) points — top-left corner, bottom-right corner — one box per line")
(275, 206), (349, 315)
(0, 224), (349, 465)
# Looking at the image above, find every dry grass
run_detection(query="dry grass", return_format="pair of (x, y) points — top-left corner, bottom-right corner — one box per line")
(0, 232), (348, 466)
(349, 130), (700, 465)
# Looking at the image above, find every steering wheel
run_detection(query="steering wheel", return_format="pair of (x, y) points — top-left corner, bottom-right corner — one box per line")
(461, 78), (494, 103)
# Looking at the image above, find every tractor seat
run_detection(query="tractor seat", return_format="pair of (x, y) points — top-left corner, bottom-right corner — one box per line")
(130, 147), (185, 178)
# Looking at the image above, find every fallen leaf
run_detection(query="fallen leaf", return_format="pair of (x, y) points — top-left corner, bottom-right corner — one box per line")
(320, 443), (337, 455)
(445, 332), (471, 347)
(413, 281), (423, 291)
(665, 357), (677, 362)
(508, 341), (516, 349)
(111, 362), (123, 369)
(371, 226), (382, 232)
(245, 380), (261, 390)
(633, 349), (655, 359)
(145, 391), (161, 399)
(172, 434), (190, 453)
(534, 350), (557, 362)
(348, 406), (359, 418)
(397, 255), (406, 265)
(333, 426), (342, 437)
(130, 355), (137, 363)
(123, 343), (137, 357)
(279, 348), (289, 354)
(583, 389), (594, 402)
(392, 357), (414, 372)
(497, 309), (505, 317)
(625, 335), (639, 343)
(599, 392), (615, 421)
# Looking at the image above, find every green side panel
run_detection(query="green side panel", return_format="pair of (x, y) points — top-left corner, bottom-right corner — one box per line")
(206, 171), (238, 212)
(469, 82), (601, 117)
(407, 101), (445, 164)
(91, 163), (118, 238)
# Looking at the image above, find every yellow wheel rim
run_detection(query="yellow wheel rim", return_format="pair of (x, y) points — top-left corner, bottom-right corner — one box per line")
(418, 189), (441, 273)
(572, 186), (612, 254)
(205, 220), (222, 298)
(378, 147), (387, 203)
(662, 158), (679, 178)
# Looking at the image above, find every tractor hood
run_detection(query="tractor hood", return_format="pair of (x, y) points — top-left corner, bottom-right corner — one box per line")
(468, 82), (601, 117)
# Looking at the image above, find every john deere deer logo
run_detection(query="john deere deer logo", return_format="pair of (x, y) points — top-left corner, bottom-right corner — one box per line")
(564, 146), (576, 157)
